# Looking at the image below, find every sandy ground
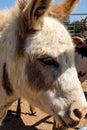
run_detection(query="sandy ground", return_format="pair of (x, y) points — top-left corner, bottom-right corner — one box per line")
(0, 81), (87, 130)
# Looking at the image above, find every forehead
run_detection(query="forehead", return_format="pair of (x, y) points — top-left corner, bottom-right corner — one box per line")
(26, 17), (74, 57)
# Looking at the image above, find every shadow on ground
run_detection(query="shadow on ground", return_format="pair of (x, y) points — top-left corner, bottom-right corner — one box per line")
(0, 110), (51, 130)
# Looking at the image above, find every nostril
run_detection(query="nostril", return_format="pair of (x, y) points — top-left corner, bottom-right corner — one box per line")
(70, 101), (84, 122)
(70, 108), (82, 122)
(73, 109), (82, 120)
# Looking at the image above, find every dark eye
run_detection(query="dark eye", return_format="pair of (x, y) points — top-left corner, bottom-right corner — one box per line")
(38, 57), (59, 68)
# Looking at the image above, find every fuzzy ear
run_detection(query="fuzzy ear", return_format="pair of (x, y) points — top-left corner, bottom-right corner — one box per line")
(49, 0), (79, 22)
(17, 0), (53, 38)
(72, 36), (86, 47)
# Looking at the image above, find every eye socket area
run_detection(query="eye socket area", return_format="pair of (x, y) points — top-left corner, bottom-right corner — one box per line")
(38, 56), (59, 68)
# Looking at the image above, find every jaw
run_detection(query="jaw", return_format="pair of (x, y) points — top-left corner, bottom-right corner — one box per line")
(26, 91), (54, 115)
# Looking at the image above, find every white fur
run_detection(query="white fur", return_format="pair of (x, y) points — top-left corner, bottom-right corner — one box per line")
(0, 1), (87, 126)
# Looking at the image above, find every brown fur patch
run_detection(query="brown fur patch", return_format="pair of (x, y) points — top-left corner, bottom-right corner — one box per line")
(25, 61), (46, 91)
(34, 0), (52, 19)
(17, 34), (26, 56)
(2, 63), (13, 96)
(49, 0), (79, 21)
(17, 28), (37, 56)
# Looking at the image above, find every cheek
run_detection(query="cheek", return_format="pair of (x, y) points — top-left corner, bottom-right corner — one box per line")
(25, 62), (58, 91)
(25, 62), (46, 90)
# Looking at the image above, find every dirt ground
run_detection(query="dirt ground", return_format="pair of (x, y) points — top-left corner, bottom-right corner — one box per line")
(0, 81), (87, 130)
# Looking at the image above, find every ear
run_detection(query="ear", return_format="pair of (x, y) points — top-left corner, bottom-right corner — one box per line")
(49, 0), (79, 21)
(72, 36), (86, 47)
(17, 0), (54, 38)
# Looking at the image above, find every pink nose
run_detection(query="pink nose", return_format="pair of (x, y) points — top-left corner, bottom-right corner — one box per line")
(70, 101), (87, 122)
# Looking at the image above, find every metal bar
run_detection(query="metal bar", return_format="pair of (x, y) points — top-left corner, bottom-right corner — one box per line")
(71, 13), (87, 15)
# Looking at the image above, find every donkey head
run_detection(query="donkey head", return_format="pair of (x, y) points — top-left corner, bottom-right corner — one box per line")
(15, 0), (87, 126)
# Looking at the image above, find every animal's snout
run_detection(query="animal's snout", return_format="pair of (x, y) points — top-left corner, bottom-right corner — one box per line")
(70, 101), (87, 122)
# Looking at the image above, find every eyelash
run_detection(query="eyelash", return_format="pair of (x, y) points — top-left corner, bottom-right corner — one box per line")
(38, 57), (59, 68)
